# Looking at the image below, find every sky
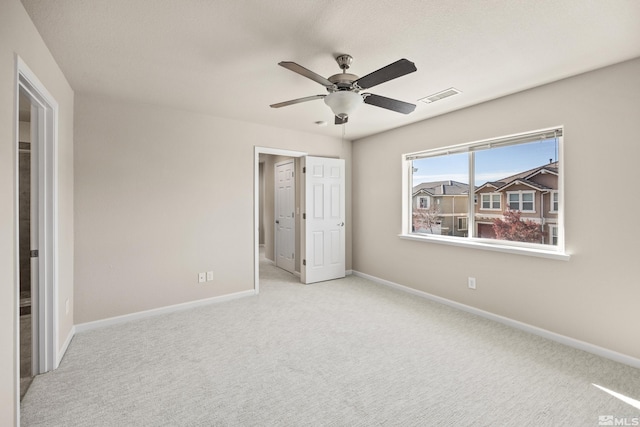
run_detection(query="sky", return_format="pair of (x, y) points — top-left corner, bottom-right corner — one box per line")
(413, 138), (558, 186)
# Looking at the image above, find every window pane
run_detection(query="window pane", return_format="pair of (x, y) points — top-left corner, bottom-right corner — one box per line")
(481, 194), (490, 209)
(508, 194), (519, 210)
(412, 152), (469, 237)
(473, 138), (559, 245)
(491, 194), (500, 209)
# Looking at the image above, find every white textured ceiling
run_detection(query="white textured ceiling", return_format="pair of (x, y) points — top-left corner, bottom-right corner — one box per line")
(20, 0), (640, 140)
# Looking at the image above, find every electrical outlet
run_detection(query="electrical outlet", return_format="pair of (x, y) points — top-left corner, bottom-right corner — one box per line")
(206, 271), (214, 281)
(198, 272), (206, 283)
(65, 298), (69, 315)
(468, 277), (476, 290)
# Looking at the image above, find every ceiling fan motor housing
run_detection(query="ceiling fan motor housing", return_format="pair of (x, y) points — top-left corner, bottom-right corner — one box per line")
(328, 73), (360, 91)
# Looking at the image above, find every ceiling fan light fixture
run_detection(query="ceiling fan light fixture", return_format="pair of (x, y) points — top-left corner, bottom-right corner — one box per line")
(324, 91), (363, 118)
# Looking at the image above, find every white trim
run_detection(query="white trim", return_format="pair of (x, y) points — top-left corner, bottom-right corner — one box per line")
(549, 224), (559, 246)
(550, 190), (559, 213)
(457, 216), (468, 231)
(15, 57), (60, 424)
(57, 326), (75, 366)
(416, 195), (430, 209)
(524, 167), (558, 180)
(75, 290), (256, 333)
(254, 147), (307, 294)
(507, 190), (535, 212)
(399, 233), (570, 260)
(405, 126), (563, 160)
(352, 270), (640, 370)
(18, 60), (60, 372)
(13, 58), (19, 427)
(480, 192), (501, 210)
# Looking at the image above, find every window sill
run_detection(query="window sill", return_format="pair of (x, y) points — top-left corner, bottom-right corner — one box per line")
(398, 233), (570, 261)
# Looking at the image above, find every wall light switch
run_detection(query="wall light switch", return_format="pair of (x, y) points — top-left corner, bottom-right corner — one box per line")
(65, 298), (70, 315)
(206, 271), (214, 281)
(198, 272), (206, 283)
(468, 277), (476, 290)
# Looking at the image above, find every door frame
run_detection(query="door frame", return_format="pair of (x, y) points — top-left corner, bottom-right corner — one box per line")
(15, 57), (59, 410)
(254, 147), (307, 293)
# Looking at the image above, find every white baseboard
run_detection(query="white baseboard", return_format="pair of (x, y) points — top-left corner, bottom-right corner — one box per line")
(75, 290), (256, 333)
(56, 325), (76, 368)
(352, 270), (640, 370)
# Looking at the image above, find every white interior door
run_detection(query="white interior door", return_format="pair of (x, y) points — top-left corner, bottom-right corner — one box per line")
(303, 156), (345, 284)
(275, 160), (295, 273)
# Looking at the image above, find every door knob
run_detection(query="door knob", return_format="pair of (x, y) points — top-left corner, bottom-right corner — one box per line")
(337, 222), (344, 227)
(275, 220), (280, 224)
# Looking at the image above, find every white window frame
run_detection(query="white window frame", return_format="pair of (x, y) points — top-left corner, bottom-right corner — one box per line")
(417, 195), (430, 209)
(457, 216), (468, 231)
(400, 126), (568, 260)
(549, 224), (558, 245)
(507, 191), (535, 212)
(480, 193), (501, 210)
(550, 191), (559, 213)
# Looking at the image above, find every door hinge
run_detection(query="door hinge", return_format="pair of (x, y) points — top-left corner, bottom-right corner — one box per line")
(303, 259), (306, 266)
(292, 212), (294, 218)
(303, 213), (306, 220)
(30, 250), (39, 258)
(303, 167), (306, 173)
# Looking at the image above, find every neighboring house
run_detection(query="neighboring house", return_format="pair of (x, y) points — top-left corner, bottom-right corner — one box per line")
(412, 180), (470, 237)
(413, 162), (559, 244)
(474, 161), (558, 245)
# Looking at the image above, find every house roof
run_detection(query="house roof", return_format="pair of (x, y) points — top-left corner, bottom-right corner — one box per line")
(496, 162), (558, 184)
(476, 181), (505, 192)
(413, 180), (470, 197)
(498, 179), (553, 192)
(493, 162), (558, 192)
(414, 162), (558, 195)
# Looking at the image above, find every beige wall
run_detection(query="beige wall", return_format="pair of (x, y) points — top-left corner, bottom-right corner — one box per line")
(352, 58), (640, 360)
(0, 0), (75, 424)
(74, 94), (351, 323)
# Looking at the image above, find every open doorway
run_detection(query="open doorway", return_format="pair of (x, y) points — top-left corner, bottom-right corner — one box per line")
(18, 91), (34, 399)
(16, 59), (60, 407)
(254, 148), (347, 290)
(258, 154), (300, 276)
(254, 148), (307, 292)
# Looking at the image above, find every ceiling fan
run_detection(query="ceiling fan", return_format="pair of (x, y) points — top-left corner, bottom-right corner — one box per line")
(270, 54), (417, 124)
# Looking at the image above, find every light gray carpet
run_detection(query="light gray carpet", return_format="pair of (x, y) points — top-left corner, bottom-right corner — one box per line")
(21, 255), (640, 426)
